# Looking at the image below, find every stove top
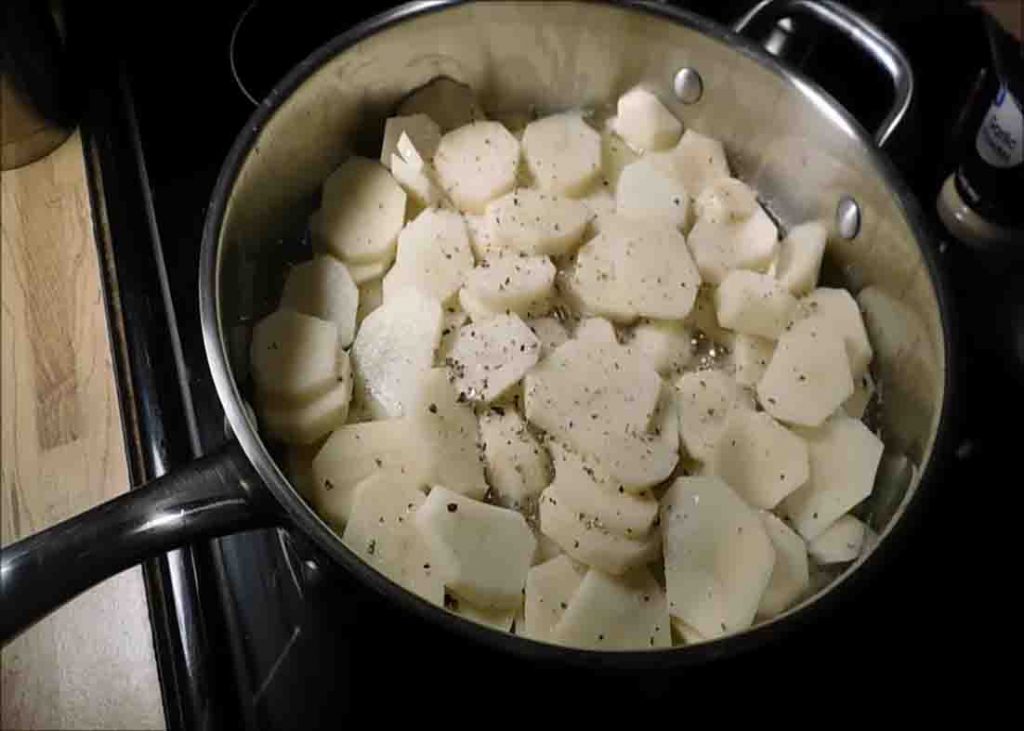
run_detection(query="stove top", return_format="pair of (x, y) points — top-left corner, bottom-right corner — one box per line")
(69, 1), (1019, 727)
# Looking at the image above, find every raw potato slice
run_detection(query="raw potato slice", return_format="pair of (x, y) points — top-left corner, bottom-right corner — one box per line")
(616, 156), (691, 230)
(715, 270), (798, 340)
(410, 368), (488, 499)
(782, 416), (883, 540)
(612, 86), (682, 153)
(792, 288), (873, 378)
(383, 208), (474, 303)
(688, 205), (779, 285)
(553, 568), (671, 650)
(756, 315), (854, 427)
(250, 309), (340, 403)
(523, 555), (585, 642)
(539, 492), (659, 575)
(415, 485), (536, 609)
(356, 278), (383, 326)
(600, 125), (639, 189)
(574, 316), (617, 345)
(775, 221), (827, 296)
(524, 339), (662, 486)
(807, 514), (868, 564)
(757, 512), (809, 618)
(692, 178), (759, 225)
(543, 440), (658, 539)
(521, 112), (602, 197)
(351, 288), (443, 418)
(320, 156), (406, 264)
(449, 598), (518, 631)
(390, 152), (443, 210)
(674, 370), (752, 462)
(568, 216), (700, 322)
(433, 121), (519, 214)
(627, 319), (692, 375)
(342, 472), (443, 606)
(347, 258), (390, 286)
(579, 187), (617, 230)
(731, 333), (774, 387)
(463, 213), (502, 261)
(397, 77), (485, 132)
(446, 314), (541, 403)
(661, 476), (776, 639)
(259, 353), (353, 445)
(463, 256), (556, 316)
(478, 407), (551, 509)
(281, 256), (359, 348)
(709, 410), (809, 509)
(436, 307), (468, 364)
(844, 371), (875, 419)
(533, 531), (564, 566)
(527, 316), (569, 356)
(311, 418), (429, 526)
(659, 129), (731, 195)
(486, 189), (591, 256)
(380, 114), (442, 165)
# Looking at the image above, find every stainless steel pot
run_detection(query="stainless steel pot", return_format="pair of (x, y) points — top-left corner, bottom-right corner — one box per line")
(1, 0), (953, 663)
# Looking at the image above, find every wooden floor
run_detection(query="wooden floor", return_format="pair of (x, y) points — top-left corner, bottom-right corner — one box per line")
(1, 133), (165, 730)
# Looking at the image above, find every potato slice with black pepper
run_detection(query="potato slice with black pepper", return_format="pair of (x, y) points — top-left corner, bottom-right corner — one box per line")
(521, 112), (602, 197)
(486, 189), (591, 257)
(281, 255), (359, 348)
(807, 513), (869, 563)
(250, 309), (340, 404)
(463, 255), (556, 316)
(478, 407), (551, 509)
(320, 156), (406, 264)
(523, 555), (586, 643)
(446, 314), (541, 403)
(433, 121), (520, 214)
(757, 512), (809, 618)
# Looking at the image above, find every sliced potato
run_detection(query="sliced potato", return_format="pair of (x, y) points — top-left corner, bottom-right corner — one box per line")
(775, 220), (827, 296)
(433, 121), (520, 214)
(600, 124), (639, 189)
(383, 208), (474, 303)
(523, 555), (586, 642)
(478, 407), (551, 509)
(380, 114), (442, 165)
(792, 288), (873, 378)
(709, 409), (809, 509)
(615, 156), (690, 231)
(390, 152), (443, 210)
(409, 368), (488, 499)
(446, 314), (541, 403)
(356, 277), (383, 325)
(568, 216), (700, 322)
(692, 177), (759, 225)
(539, 491), (659, 575)
(527, 316), (569, 357)
(463, 255), (556, 316)
(578, 186), (617, 230)
(543, 440), (659, 539)
(259, 352), (353, 445)
(521, 112), (602, 197)
(463, 212), (503, 261)
(807, 514), (868, 564)
(612, 86), (682, 153)
(756, 314), (854, 427)
(783, 415), (883, 540)
(436, 306), (469, 364)
(573, 316), (617, 345)
(320, 156), (406, 264)
(626, 319), (692, 376)
(351, 288), (443, 418)
(553, 567), (671, 650)
(311, 418), (429, 526)
(685, 286), (736, 348)
(715, 270), (798, 340)
(844, 371), (875, 419)
(688, 205), (778, 285)
(661, 476), (776, 639)
(731, 333), (775, 387)
(656, 129), (731, 195)
(757, 512), (809, 618)
(524, 339), (662, 486)
(457, 287), (502, 322)
(674, 370), (753, 462)
(486, 189), (591, 256)
(250, 309), (340, 403)
(342, 471), (443, 606)
(281, 256), (359, 348)
(397, 77), (485, 132)
(415, 485), (536, 609)
(347, 258), (390, 286)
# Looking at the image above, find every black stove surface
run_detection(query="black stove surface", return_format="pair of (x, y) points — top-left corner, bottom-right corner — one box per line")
(70, 1), (1018, 727)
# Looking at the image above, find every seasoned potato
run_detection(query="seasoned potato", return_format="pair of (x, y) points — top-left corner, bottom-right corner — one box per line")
(521, 112), (602, 197)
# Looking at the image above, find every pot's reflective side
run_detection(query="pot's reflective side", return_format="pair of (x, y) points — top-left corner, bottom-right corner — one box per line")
(203, 0), (947, 658)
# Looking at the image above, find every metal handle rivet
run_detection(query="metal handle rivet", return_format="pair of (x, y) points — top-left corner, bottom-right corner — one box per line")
(836, 196), (861, 240)
(673, 68), (704, 104)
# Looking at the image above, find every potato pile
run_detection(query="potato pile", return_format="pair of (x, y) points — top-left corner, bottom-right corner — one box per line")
(250, 78), (884, 649)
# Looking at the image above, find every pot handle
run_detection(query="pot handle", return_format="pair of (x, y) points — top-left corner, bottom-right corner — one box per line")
(733, 0), (914, 148)
(0, 441), (273, 643)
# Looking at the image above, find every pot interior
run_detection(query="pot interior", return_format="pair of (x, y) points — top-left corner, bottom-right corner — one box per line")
(210, 0), (946, 634)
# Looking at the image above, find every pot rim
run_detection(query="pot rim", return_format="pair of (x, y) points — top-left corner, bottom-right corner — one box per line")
(199, 0), (956, 665)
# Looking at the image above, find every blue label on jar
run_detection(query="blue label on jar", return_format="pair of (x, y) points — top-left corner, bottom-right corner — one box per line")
(975, 85), (1023, 168)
